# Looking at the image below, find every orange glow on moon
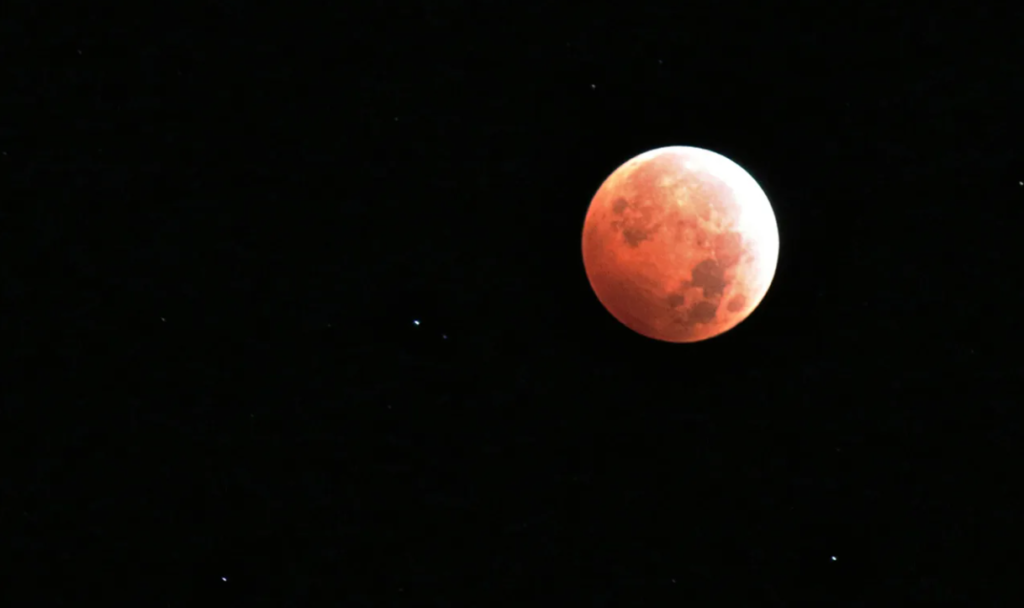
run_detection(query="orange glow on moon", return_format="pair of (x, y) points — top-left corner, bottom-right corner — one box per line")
(581, 146), (779, 343)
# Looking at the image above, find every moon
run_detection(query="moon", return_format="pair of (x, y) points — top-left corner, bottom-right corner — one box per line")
(581, 146), (779, 343)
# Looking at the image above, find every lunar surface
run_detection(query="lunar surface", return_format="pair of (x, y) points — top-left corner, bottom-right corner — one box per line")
(581, 146), (779, 343)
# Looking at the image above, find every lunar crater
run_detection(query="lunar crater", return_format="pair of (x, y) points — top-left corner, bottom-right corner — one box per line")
(727, 294), (747, 312)
(608, 196), (664, 248)
(689, 300), (720, 324)
(690, 259), (728, 299)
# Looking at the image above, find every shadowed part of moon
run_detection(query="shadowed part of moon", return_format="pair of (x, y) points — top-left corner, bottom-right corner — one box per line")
(727, 294), (747, 312)
(667, 293), (686, 308)
(621, 228), (650, 247)
(691, 259), (727, 299)
(715, 231), (745, 268)
(689, 300), (719, 324)
(690, 167), (743, 223)
(609, 196), (661, 248)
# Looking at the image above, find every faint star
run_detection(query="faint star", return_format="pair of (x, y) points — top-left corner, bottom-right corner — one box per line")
(442, 334), (447, 339)
(221, 577), (228, 581)
(831, 556), (837, 561)
(76, 49), (82, 55)
(160, 317), (166, 322)
(590, 84), (596, 89)
(413, 319), (420, 326)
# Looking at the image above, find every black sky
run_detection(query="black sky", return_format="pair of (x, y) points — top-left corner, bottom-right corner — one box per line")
(3, 1), (1024, 605)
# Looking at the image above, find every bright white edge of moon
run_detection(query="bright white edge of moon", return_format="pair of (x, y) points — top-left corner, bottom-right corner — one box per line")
(625, 145), (780, 286)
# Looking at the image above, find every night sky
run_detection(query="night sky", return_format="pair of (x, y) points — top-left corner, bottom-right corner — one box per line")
(4, 1), (1024, 605)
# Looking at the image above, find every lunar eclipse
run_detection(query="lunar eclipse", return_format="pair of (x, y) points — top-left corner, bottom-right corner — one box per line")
(582, 146), (779, 343)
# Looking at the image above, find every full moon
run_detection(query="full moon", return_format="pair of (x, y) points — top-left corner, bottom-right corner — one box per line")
(581, 146), (779, 343)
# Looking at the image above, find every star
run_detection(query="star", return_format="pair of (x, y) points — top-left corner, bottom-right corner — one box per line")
(413, 319), (420, 326)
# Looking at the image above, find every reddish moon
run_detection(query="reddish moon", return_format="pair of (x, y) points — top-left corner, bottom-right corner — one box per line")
(581, 146), (779, 343)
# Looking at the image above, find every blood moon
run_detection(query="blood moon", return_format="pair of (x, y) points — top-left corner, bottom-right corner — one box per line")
(581, 146), (779, 343)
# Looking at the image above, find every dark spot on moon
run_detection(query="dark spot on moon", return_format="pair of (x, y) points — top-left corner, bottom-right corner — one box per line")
(667, 293), (686, 308)
(691, 259), (727, 299)
(726, 294), (747, 312)
(621, 227), (650, 247)
(609, 196), (660, 248)
(689, 300), (719, 324)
